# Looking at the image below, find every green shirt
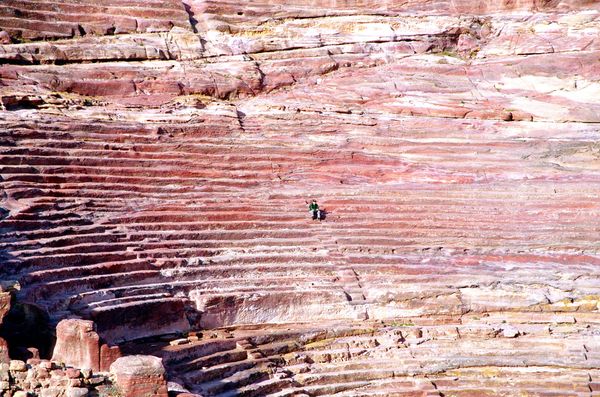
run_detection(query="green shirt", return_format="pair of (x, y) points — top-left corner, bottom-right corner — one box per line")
(309, 203), (319, 211)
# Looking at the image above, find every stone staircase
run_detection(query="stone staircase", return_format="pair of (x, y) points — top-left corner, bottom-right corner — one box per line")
(3, 107), (600, 345)
(0, 0), (191, 41)
(131, 321), (600, 396)
(2, 1), (600, 396)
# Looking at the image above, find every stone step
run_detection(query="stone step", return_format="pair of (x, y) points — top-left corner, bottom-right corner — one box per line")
(184, 358), (257, 385)
(22, 259), (155, 284)
(84, 292), (173, 309)
(216, 377), (293, 397)
(296, 368), (396, 386)
(26, 269), (162, 302)
(11, 237), (322, 257)
(163, 339), (239, 366)
(173, 349), (248, 374)
(193, 363), (274, 396)
(333, 378), (439, 396)
(301, 380), (372, 396)
(252, 340), (303, 358)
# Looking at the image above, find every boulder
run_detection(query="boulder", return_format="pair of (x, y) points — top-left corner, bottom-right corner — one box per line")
(501, 325), (521, 338)
(9, 360), (27, 372)
(40, 388), (63, 397)
(51, 319), (121, 373)
(66, 387), (89, 397)
(66, 368), (81, 379)
(51, 319), (100, 372)
(110, 355), (168, 397)
(0, 31), (10, 45)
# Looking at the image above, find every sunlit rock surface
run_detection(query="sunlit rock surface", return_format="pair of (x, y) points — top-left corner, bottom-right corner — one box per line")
(1, 1), (600, 396)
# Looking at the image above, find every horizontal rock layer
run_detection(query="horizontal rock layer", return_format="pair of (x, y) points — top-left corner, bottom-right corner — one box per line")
(1, 1), (600, 396)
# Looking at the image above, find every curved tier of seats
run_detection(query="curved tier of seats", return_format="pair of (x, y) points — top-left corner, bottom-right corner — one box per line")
(0, 0), (191, 41)
(1, 1), (600, 396)
(119, 320), (600, 396)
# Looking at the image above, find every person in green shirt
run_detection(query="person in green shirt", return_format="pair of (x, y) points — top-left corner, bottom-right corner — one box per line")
(309, 199), (320, 220)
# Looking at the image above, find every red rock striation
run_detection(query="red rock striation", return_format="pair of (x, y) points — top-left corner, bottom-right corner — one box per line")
(1, 0), (600, 396)
(0, 0), (191, 42)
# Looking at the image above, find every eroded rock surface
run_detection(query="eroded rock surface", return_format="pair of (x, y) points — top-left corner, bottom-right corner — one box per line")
(51, 319), (121, 373)
(110, 355), (168, 397)
(1, 0), (600, 396)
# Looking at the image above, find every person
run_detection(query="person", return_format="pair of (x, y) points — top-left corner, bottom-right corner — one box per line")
(308, 199), (320, 220)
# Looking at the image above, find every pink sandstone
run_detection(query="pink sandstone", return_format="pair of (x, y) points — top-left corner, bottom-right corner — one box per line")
(1, 0), (600, 396)
(51, 320), (100, 372)
(51, 319), (121, 373)
(109, 355), (168, 397)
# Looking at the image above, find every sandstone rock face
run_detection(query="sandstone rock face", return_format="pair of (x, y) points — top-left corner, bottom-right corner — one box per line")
(1, 0), (600, 395)
(109, 355), (168, 397)
(51, 319), (121, 373)
(0, 0), (191, 42)
(52, 320), (100, 372)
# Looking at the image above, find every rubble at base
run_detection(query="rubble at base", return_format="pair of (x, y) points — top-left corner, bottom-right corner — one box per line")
(1, 358), (110, 397)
